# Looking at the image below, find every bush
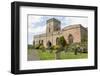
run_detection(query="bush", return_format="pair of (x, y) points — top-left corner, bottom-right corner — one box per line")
(50, 45), (54, 50)
(39, 45), (45, 52)
(82, 48), (88, 53)
(35, 44), (40, 49)
(80, 42), (88, 53)
(67, 43), (77, 52)
(39, 45), (45, 49)
(52, 45), (60, 50)
(28, 45), (34, 49)
(48, 45), (61, 53)
(64, 45), (69, 52)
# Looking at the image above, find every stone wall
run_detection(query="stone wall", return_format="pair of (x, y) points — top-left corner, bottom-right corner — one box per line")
(33, 24), (87, 48)
(33, 18), (87, 48)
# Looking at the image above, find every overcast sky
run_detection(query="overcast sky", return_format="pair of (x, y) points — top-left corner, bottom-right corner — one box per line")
(28, 15), (88, 45)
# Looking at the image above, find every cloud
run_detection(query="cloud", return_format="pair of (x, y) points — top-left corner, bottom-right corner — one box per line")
(28, 24), (46, 45)
(28, 24), (46, 35)
(28, 15), (42, 23)
(69, 17), (88, 27)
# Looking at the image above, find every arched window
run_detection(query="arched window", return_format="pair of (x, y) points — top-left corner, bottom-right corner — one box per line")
(39, 40), (41, 44)
(49, 28), (50, 32)
(33, 40), (35, 45)
(41, 40), (43, 45)
(68, 34), (73, 44)
(56, 37), (59, 45)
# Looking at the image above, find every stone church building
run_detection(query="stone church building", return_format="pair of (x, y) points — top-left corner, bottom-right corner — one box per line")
(33, 18), (87, 48)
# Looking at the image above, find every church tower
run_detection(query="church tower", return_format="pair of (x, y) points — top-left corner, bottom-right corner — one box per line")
(46, 18), (61, 34)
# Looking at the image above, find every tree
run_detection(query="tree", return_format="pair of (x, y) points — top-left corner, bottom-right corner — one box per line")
(81, 34), (87, 43)
(81, 34), (88, 53)
(55, 36), (67, 59)
(59, 36), (67, 47)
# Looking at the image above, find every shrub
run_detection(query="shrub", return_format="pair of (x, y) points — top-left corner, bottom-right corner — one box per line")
(64, 45), (69, 52)
(49, 45), (61, 53)
(35, 44), (40, 49)
(39, 45), (44, 49)
(50, 45), (54, 50)
(53, 45), (60, 50)
(28, 45), (34, 49)
(79, 42), (88, 53)
(67, 43), (76, 52)
(39, 45), (45, 52)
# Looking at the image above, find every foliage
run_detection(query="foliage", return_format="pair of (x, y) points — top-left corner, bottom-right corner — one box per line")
(51, 45), (60, 50)
(39, 45), (46, 52)
(28, 45), (34, 49)
(67, 43), (77, 52)
(81, 33), (88, 43)
(59, 36), (67, 47)
(35, 44), (40, 49)
(49, 45), (60, 53)
(80, 42), (88, 53)
(81, 32), (88, 53)
(68, 42), (88, 53)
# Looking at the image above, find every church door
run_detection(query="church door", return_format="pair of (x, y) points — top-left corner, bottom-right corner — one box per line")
(47, 41), (52, 48)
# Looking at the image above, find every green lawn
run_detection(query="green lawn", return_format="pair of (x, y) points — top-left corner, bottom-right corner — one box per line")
(36, 49), (88, 60)
(60, 51), (88, 59)
(38, 50), (55, 60)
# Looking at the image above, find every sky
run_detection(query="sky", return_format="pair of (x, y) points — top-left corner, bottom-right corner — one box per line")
(28, 15), (88, 45)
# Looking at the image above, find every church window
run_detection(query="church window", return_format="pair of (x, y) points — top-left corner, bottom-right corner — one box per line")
(68, 34), (73, 44)
(49, 28), (50, 32)
(56, 37), (59, 45)
(41, 40), (43, 45)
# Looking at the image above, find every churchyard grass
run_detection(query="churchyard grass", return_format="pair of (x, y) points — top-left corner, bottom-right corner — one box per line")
(28, 49), (88, 60)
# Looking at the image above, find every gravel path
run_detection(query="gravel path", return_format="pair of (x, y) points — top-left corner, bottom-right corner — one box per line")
(28, 49), (40, 61)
